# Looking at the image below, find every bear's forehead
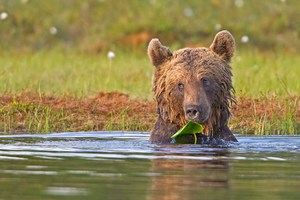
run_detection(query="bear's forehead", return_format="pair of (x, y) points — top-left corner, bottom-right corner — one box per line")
(173, 48), (216, 61)
(171, 47), (222, 68)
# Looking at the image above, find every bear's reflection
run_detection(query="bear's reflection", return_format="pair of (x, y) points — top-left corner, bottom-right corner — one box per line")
(148, 149), (230, 200)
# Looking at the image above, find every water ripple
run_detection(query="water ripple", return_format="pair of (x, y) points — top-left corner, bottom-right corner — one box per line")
(0, 132), (299, 161)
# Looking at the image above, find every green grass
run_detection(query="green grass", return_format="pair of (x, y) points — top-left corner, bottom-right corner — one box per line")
(232, 50), (300, 97)
(1, 49), (299, 99)
(243, 97), (299, 135)
(0, 100), (68, 134)
(104, 107), (150, 131)
(0, 50), (152, 99)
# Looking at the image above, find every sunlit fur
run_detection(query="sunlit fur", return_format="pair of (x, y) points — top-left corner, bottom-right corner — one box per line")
(153, 48), (236, 137)
(148, 30), (237, 143)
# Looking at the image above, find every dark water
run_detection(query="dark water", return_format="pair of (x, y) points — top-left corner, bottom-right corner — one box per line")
(0, 132), (299, 200)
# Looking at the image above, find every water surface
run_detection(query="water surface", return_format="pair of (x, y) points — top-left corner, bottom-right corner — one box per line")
(0, 132), (299, 200)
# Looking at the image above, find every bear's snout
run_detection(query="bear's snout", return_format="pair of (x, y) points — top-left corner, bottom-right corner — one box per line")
(184, 105), (209, 124)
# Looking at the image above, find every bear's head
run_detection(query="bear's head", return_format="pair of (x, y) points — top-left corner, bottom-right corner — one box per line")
(148, 30), (236, 139)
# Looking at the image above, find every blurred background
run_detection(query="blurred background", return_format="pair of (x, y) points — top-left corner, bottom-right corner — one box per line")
(1, 0), (299, 54)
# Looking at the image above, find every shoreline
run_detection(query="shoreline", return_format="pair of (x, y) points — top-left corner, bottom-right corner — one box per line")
(0, 91), (299, 135)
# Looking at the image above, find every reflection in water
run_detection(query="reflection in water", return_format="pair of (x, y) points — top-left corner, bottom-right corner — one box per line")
(148, 150), (230, 200)
(0, 133), (300, 200)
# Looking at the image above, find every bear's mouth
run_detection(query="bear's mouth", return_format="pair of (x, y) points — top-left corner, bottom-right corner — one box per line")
(185, 115), (209, 126)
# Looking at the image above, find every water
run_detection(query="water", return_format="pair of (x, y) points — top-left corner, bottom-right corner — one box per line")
(0, 132), (299, 200)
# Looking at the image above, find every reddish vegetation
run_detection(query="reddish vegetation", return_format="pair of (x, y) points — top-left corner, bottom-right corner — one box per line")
(117, 31), (151, 48)
(231, 96), (300, 133)
(89, 31), (151, 53)
(0, 92), (299, 134)
(0, 92), (156, 134)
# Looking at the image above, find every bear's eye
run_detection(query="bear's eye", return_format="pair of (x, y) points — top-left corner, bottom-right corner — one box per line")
(221, 82), (227, 90)
(177, 83), (184, 91)
(201, 78), (210, 87)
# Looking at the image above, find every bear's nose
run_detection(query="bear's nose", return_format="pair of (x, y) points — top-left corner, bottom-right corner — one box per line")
(185, 105), (202, 121)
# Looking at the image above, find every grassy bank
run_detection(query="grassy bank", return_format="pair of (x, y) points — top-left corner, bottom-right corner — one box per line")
(0, 50), (299, 135)
(1, 0), (299, 135)
(0, 92), (299, 135)
(0, 92), (156, 134)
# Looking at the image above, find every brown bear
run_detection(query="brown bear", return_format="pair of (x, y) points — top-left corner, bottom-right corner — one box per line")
(147, 30), (237, 144)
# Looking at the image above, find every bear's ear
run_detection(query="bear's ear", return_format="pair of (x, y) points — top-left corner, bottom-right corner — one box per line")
(209, 30), (235, 62)
(148, 39), (173, 67)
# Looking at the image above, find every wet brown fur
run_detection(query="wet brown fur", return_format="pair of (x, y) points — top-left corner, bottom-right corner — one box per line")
(148, 30), (237, 143)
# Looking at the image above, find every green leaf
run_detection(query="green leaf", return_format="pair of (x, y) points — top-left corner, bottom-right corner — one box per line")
(171, 121), (204, 144)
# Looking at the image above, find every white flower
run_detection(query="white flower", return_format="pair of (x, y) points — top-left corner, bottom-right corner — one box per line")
(49, 26), (58, 35)
(235, 0), (244, 8)
(149, 0), (156, 5)
(0, 12), (8, 20)
(241, 35), (249, 43)
(183, 8), (193, 17)
(215, 24), (222, 31)
(253, 64), (259, 70)
(107, 51), (115, 59)
(21, 0), (29, 4)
